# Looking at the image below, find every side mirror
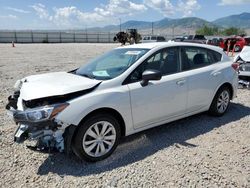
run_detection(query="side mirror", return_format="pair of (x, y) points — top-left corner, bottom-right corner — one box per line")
(141, 69), (162, 86)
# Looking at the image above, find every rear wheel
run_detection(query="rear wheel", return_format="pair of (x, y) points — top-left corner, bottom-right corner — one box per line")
(72, 114), (121, 162)
(234, 45), (241, 52)
(209, 86), (231, 116)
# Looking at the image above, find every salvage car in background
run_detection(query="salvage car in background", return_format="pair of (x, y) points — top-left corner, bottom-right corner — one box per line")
(234, 45), (250, 88)
(182, 35), (207, 44)
(220, 36), (250, 52)
(6, 42), (238, 161)
(206, 37), (224, 46)
(140, 35), (166, 43)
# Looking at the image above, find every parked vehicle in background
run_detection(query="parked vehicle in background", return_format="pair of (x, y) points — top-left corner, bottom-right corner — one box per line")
(234, 45), (250, 88)
(206, 37), (224, 46)
(220, 36), (250, 52)
(182, 35), (207, 44)
(171, 36), (187, 42)
(140, 35), (166, 43)
(6, 42), (238, 162)
(113, 29), (141, 45)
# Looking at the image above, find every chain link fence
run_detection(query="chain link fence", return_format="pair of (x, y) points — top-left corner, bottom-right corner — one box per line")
(0, 31), (119, 43)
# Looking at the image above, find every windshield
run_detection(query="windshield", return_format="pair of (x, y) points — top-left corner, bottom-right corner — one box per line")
(75, 48), (149, 80)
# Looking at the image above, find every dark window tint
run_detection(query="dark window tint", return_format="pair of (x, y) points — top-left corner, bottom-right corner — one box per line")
(245, 38), (250, 44)
(157, 36), (165, 41)
(194, 35), (206, 40)
(181, 47), (222, 71)
(151, 36), (157, 40)
(125, 48), (179, 84)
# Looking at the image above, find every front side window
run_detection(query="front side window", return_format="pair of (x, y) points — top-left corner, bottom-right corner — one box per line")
(75, 48), (149, 80)
(125, 47), (179, 84)
(180, 47), (222, 71)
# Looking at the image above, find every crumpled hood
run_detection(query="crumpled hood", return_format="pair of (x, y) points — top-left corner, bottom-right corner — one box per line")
(235, 46), (250, 62)
(19, 72), (101, 100)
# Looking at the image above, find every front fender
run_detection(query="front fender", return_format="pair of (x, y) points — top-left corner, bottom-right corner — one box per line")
(55, 85), (134, 136)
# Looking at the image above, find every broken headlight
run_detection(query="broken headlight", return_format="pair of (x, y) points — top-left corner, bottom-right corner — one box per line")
(14, 103), (69, 123)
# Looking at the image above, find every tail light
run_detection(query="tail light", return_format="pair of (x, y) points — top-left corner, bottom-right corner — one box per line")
(231, 63), (239, 71)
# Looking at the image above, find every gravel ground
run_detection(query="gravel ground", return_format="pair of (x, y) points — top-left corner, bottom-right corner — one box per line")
(0, 43), (249, 188)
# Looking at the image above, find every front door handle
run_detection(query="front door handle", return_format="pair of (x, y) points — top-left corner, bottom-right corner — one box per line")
(176, 79), (186, 86)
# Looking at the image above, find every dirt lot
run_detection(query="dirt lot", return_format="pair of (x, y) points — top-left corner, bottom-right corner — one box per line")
(0, 43), (249, 188)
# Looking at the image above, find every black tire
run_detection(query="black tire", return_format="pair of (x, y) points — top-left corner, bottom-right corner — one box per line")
(234, 45), (241, 52)
(72, 113), (121, 162)
(208, 86), (231, 116)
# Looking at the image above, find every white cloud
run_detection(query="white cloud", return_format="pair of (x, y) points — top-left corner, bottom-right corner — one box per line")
(5, 7), (30, 14)
(144, 0), (174, 16)
(30, 1), (147, 27)
(144, 0), (200, 17)
(31, 3), (51, 20)
(95, 0), (147, 17)
(53, 6), (104, 26)
(177, 0), (201, 17)
(219, 0), (250, 5)
(0, 14), (18, 19)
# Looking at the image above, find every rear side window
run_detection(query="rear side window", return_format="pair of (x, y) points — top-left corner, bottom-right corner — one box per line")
(180, 47), (222, 71)
(157, 36), (165, 41)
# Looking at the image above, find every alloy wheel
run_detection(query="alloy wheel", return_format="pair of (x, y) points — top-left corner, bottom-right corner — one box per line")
(217, 90), (230, 113)
(82, 121), (116, 157)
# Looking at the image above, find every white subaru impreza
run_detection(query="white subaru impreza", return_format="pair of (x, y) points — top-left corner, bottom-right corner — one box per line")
(6, 42), (238, 161)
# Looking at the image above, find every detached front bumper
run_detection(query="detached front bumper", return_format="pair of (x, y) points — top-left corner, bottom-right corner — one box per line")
(6, 95), (66, 152)
(7, 106), (59, 144)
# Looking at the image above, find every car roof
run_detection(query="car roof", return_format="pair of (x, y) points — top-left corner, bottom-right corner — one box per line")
(116, 42), (223, 53)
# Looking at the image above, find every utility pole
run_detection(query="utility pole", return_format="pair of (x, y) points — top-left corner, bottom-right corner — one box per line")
(119, 18), (122, 32)
(152, 22), (154, 35)
(172, 26), (175, 38)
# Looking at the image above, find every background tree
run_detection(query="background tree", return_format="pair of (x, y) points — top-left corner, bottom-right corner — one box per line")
(221, 27), (246, 36)
(196, 26), (246, 36)
(196, 25), (219, 36)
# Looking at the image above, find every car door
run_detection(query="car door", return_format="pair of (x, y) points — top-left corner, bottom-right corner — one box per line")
(180, 46), (223, 113)
(124, 47), (188, 129)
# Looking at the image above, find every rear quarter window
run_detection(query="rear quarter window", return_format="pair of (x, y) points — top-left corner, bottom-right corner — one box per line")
(207, 49), (222, 63)
(181, 47), (222, 71)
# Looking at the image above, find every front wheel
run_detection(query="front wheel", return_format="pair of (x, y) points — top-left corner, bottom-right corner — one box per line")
(72, 114), (121, 162)
(208, 86), (231, 116)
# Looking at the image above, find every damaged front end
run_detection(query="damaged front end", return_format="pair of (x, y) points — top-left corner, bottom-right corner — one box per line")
(5, 78), (76, 153)
(6, 97), (69, 152)
(6, 72), (101, 154)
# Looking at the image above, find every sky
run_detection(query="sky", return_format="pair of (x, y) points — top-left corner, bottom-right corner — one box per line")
(0, 0), (250, 29)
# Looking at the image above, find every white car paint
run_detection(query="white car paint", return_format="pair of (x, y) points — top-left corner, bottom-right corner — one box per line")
(18, 72), (101, 101)
(15, 42), (238, 137)
(234, 46), (250, 62)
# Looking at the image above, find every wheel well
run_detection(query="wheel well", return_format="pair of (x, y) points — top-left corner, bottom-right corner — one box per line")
(218, 83), (233, 99)
(77, 108), (126, 137)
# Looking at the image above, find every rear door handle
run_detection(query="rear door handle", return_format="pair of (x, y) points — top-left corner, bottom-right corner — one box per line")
(176, 79), (186, 86)
(212, 72), (221, 77)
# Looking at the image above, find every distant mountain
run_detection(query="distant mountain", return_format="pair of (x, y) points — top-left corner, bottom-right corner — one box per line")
(87, 12), (250, 34)
(155, 17), (216, 28)
(97, 17), (216, 32)
(213, 12), (250, 28)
